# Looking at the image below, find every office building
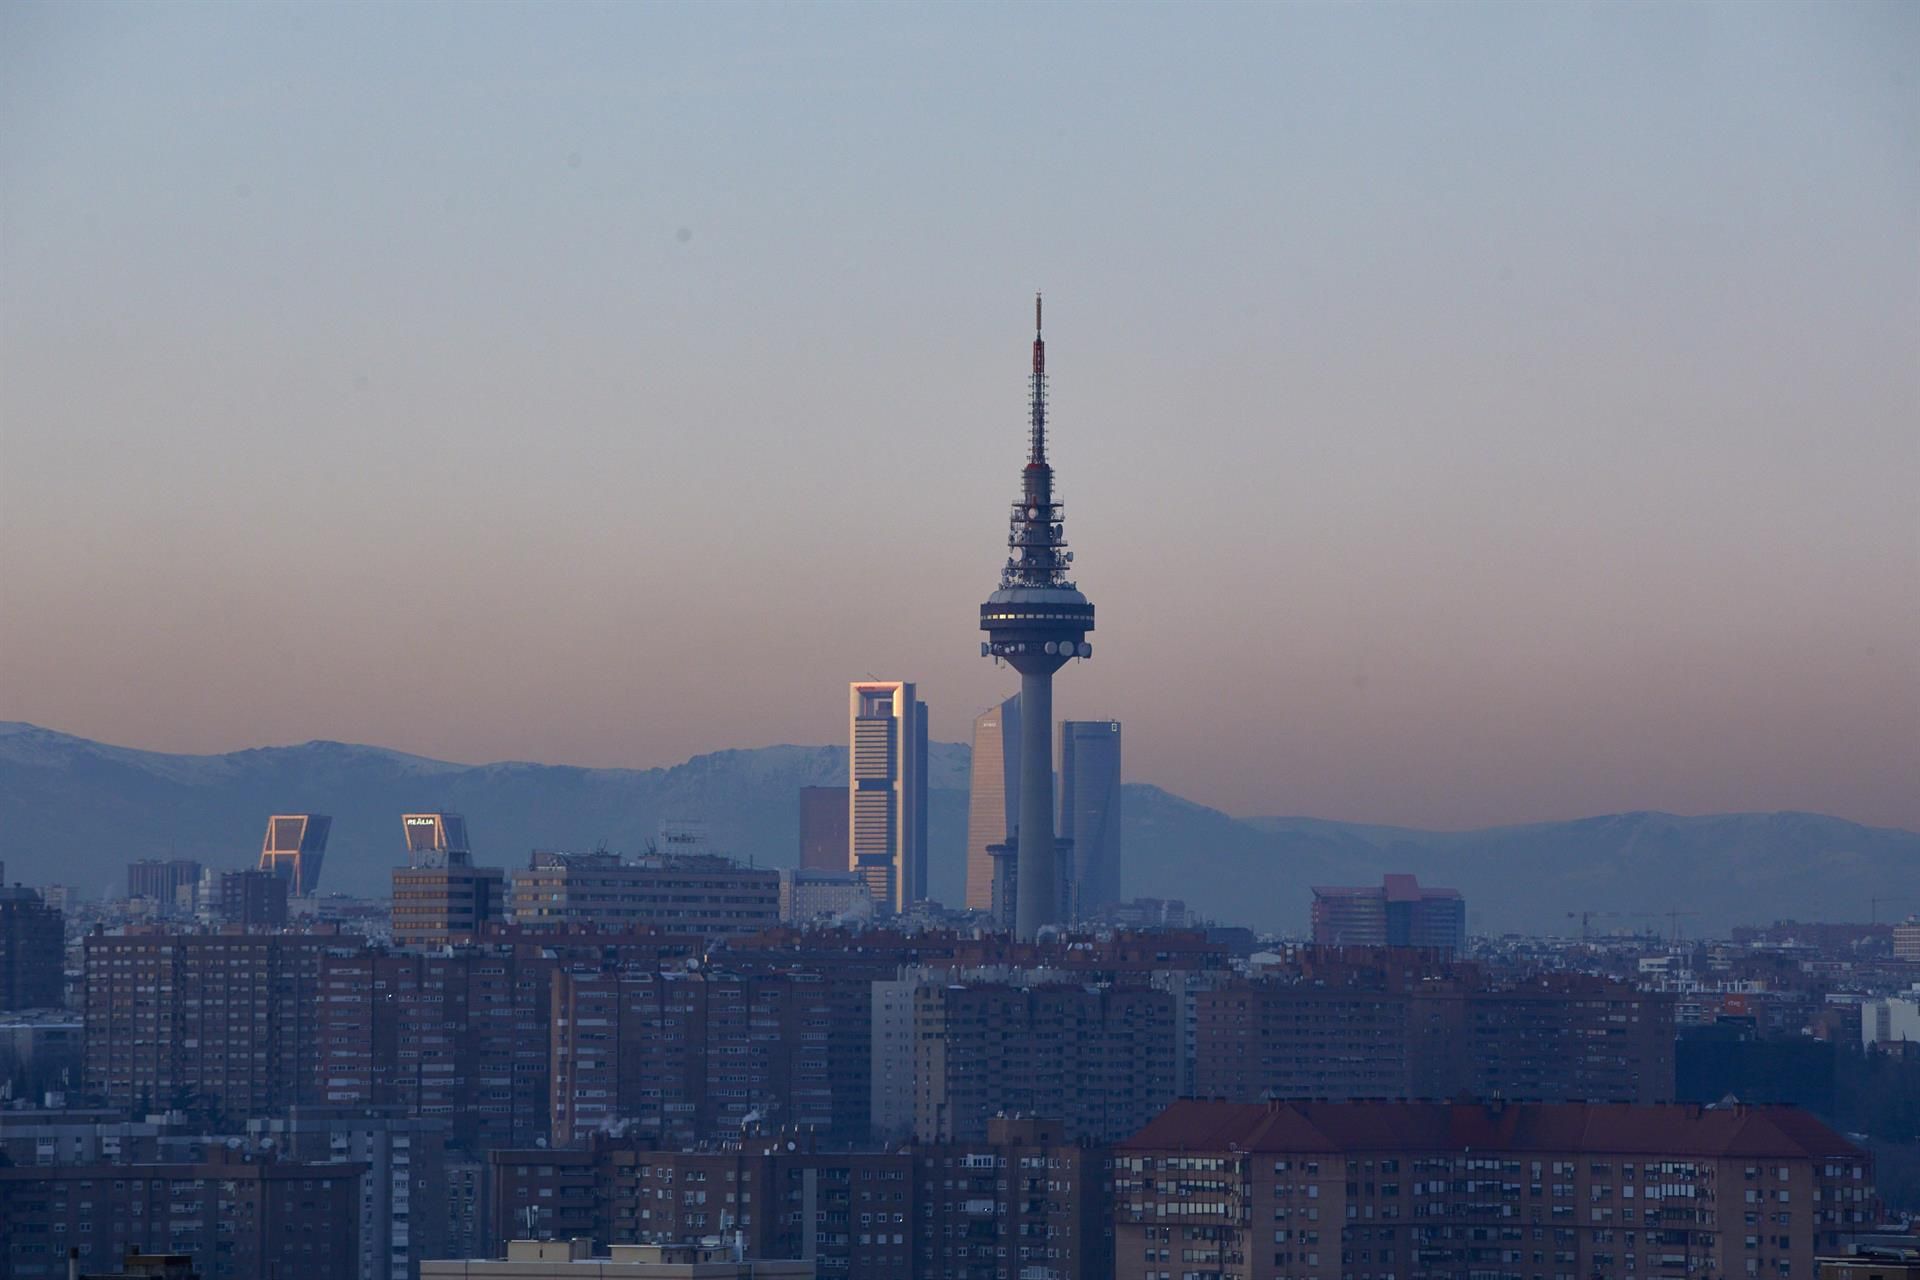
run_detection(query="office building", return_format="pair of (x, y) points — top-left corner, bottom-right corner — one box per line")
(1894, 919), (1920, 963)
(401, 813), (470, 863)
(777, 868), (871, 925)
(258, 813), (332, 897)
(392, 813), (504, 948)
(1115, 1098), (1875, 1280)
(1310, 872), (1466, 951)
(126, 859), (202, 908)
(1059, 718), (1121, 917)
(0, 886), (65, 1010)
(847, 681), (928, 912)
(798, 786), (850, 873)
(978, 298), (1096, 939)
(510, 850), (779, 940)
(962, 695), (1020, 912)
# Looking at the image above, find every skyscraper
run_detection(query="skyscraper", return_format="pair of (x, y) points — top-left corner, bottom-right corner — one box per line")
(393, 812), (503, 948)
(257, 813), (331, 897)
(1060, 719), (1122, 917)
(979, 296), (1095, 940)
(847, 680), (928, 912)
(964, 694), (1021, 911)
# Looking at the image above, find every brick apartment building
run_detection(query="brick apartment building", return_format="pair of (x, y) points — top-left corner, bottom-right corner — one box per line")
(488, 1135), (913, 1280)
(909, 980), (1177, 1144)
(82, 930), (341, 1123)
(1195, 962), (1673, 1105)
(1114, 1098), (1875, 1280)
(0, 1148), (364, 1280)
(914, 1115), (1114, 1280)
(549, 967), (872, 1148)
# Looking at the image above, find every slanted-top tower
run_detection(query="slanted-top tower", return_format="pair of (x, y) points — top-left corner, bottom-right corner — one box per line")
(979, 295), (1094, 939)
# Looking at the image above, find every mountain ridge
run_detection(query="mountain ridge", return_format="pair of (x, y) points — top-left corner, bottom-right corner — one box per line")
(2, 722), (1913, 933)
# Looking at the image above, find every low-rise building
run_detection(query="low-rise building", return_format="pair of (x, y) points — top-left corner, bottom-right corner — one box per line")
(511, 852), (779, 941)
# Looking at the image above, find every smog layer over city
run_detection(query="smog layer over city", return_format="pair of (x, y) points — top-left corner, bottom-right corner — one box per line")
(1, 4), (1915, 1280)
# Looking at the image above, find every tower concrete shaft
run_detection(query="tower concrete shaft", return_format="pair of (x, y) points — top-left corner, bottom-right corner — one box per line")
(980, 295), (1094, 940)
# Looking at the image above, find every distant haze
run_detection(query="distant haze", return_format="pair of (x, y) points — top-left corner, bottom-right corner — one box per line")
(2, 3), (1915, 830)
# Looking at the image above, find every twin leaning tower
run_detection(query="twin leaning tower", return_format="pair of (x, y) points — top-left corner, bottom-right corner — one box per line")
(979, 296), (1096, 941)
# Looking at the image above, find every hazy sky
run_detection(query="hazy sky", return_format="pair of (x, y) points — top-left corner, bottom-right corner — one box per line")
(3, 2), (1916, 830)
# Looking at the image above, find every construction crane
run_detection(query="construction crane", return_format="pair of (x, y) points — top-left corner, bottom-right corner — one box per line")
(1871, 896), (1911, 925)
(1662, 909), (1700, 945)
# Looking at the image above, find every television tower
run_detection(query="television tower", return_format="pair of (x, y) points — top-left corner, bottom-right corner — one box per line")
(980, 294), (1094, 940)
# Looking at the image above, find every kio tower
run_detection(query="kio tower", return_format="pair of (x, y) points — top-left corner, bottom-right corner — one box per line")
(980, 296), (1094, 939)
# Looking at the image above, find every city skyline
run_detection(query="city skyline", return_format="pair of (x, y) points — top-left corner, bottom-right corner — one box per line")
(3, 3), (1915, 833)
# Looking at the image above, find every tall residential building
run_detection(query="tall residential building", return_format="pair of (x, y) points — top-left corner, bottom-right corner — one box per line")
(911, 977), (1176, 1143)
(978, 297), (1096, 939)
(847, 681), (928, 912)
(1059, 718), (1122, 917)
(964, 694), (1021, 911)
(1310, 871), (1466, 951)
(126, 859), (202, 907)
(214, 867), (289, 927)
(797, 785), (850, 872)
(916, 1115), (1114, 1280)
(258, 813), (332, 897)
(392, 812), (503, 948)
(0, 887), (64, 1011)
(1116, 1098), (1875, 1280)
(83, 930), (336, 1123)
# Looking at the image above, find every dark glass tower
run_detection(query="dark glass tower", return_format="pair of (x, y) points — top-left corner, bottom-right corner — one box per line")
(979, 296), (1094, 939)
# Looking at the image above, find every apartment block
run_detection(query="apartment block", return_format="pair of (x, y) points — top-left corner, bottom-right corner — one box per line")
(82, 930), (338, 1123)
(0, 1149), (364, 1280)
(1114, 1098), (1875, 1280)
(915, 1115), (1113, 1280)
(911, 979), (1177, 1144)
(0, 886), (65, 1011)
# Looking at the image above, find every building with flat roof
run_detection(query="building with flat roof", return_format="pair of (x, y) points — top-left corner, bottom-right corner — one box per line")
(847, 681), (928, 913)
(776, 869), (869, 926)
(424, 1240), (813, 1280)
(963, 695), (1020, 913)
(126, 859), (202, 910)
(393, 813), (504, 948)
(0, 886), (64, 1011)
(1059, 718), (1121, 918)
(1310, 872), (1466, 951)
(1116, 1098), (1875, 1280)
(0, 1149), (364, 1280)
(510, 851), (779, 941)
(796, 787), (849, 874)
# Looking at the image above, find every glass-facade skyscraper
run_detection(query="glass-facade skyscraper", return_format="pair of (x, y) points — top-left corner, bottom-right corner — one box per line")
(848, 681), (928, 912)
(1059, 719), (1121, 918)
(964, 694), (1021, 911)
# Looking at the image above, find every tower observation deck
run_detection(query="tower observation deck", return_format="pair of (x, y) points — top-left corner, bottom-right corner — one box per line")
(980, 295), (1094, 939)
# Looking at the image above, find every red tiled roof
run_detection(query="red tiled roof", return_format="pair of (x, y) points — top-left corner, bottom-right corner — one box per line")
(1120, 1099), (1863, 1160)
